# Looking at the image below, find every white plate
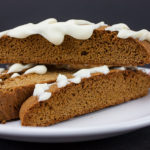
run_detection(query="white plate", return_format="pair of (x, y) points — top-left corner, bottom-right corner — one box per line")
(0, 90), (150, 143)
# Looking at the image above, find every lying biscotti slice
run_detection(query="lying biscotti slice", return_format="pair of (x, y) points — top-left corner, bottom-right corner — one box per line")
(20, 68), (150, 126)
(0, 19), (150, 66)
(0, 69), (73, 122)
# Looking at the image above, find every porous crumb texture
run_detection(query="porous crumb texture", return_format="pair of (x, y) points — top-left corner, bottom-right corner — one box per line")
(0, 27), (150, 66)
(0, 70), (73, 122)
(20, 70), (150, 127)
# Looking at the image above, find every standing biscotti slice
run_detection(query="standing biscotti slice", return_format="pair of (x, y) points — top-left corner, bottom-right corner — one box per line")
(20, 68), (150, 127)
(0, 69), (73, 122)
(0, 19), (150, 67)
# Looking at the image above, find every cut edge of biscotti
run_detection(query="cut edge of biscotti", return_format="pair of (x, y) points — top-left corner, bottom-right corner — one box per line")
(0, 68), (74, 122)
(19, 67), (150, 127)
(0, 19), (150, 67)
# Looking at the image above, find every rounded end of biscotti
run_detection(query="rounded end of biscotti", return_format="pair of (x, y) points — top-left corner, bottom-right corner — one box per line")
(19, 95), (39, 126)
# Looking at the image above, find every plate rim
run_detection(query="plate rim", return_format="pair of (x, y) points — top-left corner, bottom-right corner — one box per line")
(0, 115), (150, 137)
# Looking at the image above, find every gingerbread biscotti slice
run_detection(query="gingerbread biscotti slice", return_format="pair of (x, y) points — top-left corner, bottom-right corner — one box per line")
(0, 69), (73, 122)
(20, 66), (150, 127)
(0, 19), (150, 67)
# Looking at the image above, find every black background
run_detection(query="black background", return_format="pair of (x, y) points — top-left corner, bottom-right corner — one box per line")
(0, 0), (150, 31)
(0, 0), (150, 149)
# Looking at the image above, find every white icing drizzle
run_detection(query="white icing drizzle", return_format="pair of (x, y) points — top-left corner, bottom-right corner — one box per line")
(0, 18), (106, 45)
(11, 73), (20, 78)
(0, 68), (5, 73)
(0, 63), (48, 80)
(105, 23), (150, 42)
(56, 74), (69, 88)
(34, 65), (110, 101)
(33, 83), (52, 101)
(1, 18), (149, 45)
(0, 79), (2, 82)
(69, 65), (109, 84)
(137, 67), (150, 75)
(24, 65), (47, 75)
(114, 67), (126, 71)
(8, 63), (33, 73)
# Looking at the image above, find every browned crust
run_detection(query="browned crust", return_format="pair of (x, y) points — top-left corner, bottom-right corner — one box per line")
(19, 70), (150, 127)
(0, 26), (150, 66)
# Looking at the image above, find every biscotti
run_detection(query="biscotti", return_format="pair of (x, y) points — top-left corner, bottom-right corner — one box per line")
(0, 68), (73, 122)
(0, 18), (150, 127)
(0, 19), (150, 67)
(20, 68), (150, 126)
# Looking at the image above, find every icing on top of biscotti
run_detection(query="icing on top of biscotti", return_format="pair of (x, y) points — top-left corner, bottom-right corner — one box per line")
(8, 63), (33, 73)
(11, 73), (20, 78)
(69, 65), (109, 84)
(0, 18), (106, 45)
(0, 64), (48, 79)
(56, 74), (69, 88)
(33, 65), (110, 101)
(7, 63), (47, 75)
(24, 65), (47, 75)
(33, 66), (150, 102)
(33, 83), (52, 101)
(0, 18), (150, 45)
(105, 23), (150, 41)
